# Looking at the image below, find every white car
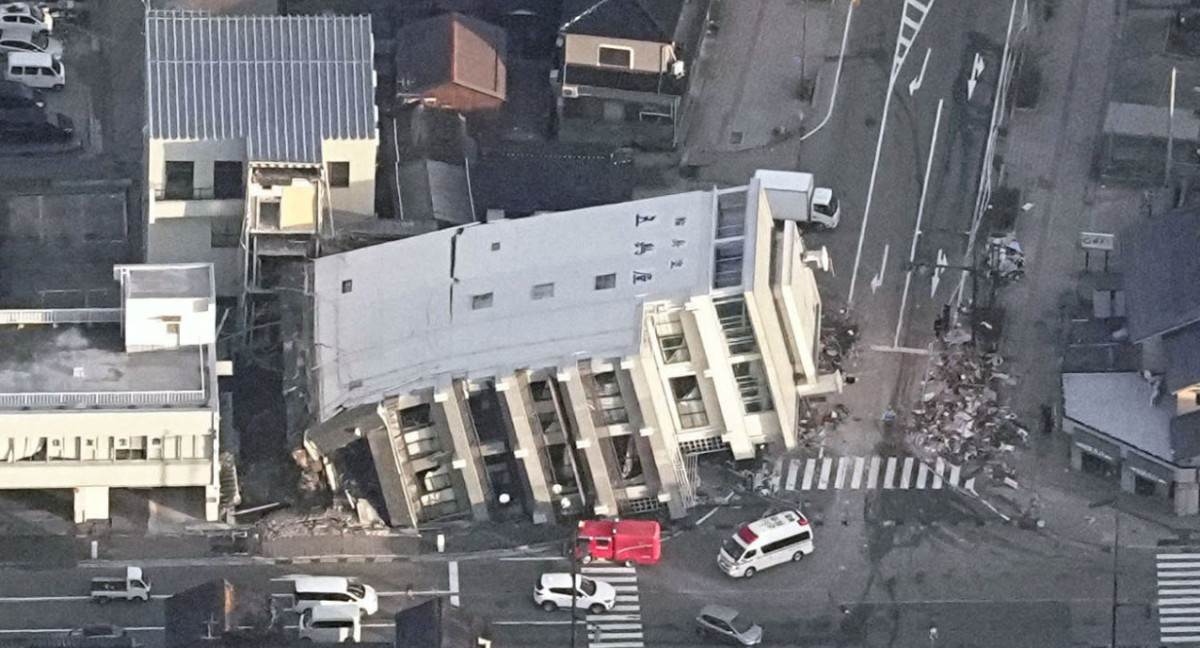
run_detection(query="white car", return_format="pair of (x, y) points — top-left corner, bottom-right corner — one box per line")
(270, 575), (378, 616)
(298, 604), (361, 643)
(0, 3), (51, 34)
(0, 30), (61, 56)
(533, 573), (616, 614)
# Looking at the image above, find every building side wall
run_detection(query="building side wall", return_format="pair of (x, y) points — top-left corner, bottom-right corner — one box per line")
(0, 408), (218, 489)
(563, 33), (672, 73)
(146, 219), (242, 298)
(422, 83), (505, 113)
(322, 139), (379, 220)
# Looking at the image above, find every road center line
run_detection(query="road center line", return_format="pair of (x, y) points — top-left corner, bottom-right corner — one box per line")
(449, 560), (460, 607)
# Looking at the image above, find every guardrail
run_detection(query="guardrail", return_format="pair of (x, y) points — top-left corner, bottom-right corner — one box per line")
(0, 308), (122, 325)
(0, 390), (207, 409)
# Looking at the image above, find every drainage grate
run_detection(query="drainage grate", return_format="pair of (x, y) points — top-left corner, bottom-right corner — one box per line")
(678, 437), (730, 455)
(619, 497), (662, 515)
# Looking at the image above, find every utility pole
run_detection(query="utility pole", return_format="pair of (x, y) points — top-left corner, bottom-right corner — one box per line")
(1167, 66), (1178, 188)
(1110, 512), (1120, 648)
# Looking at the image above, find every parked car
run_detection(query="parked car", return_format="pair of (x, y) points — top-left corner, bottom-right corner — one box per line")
(0, 29), (61, 56)
(694, 605), (763, 646)
(0, 79), (43, 108)
(533, 573), (615, 614)
(0, 2), (52, 33)
(68, 625), (128, 640)
(269, 574), (379, 616)
(297, 604), (362, 643)
(5, 51), (63, 89)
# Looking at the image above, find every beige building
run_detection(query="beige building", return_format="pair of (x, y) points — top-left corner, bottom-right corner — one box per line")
(144, 10), (380, 299)
(303, 171), (839, 526)
(0, 263), (222, 523)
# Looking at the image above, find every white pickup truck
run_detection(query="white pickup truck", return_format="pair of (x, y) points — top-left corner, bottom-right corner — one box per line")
(90, 566), (151, 603)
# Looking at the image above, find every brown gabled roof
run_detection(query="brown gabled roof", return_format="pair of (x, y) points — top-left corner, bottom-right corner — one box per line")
(395, 12), (506, 101)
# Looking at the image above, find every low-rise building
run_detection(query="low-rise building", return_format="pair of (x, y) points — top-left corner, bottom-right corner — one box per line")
(0, 263), (221, 523)
(302, 171), (839, 526)
(144, 10), (379, 299)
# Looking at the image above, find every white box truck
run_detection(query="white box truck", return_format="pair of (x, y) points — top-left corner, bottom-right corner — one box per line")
(754, 170), (841, 231)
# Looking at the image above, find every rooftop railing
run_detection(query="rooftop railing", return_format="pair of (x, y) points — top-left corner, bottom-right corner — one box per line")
(0, 309), (122, 325)
(0, 390), (208, 409)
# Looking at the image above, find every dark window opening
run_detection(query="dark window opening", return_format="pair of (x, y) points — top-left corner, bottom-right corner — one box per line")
(327, 161), (350, 188)
(598, 46), (632, 68)
(164, 161), (194, 200)
(213, 161), (244, 199)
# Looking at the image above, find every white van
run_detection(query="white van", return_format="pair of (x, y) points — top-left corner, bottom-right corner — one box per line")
(718, 509), (814, 578)
(298, 603), (361, 643)
(270, 575), (379, 616)
(5, 51), (62, 90)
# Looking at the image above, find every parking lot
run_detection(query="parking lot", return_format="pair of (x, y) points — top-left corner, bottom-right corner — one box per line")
(0, 0), (148, 308)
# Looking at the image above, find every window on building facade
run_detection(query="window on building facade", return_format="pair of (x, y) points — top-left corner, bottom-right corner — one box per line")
(327, 161), (350, 188)
(163, 161), (194, 200)
(733, 360), (773, 413)
(471, 292), (494, 310)
(210, 217), (241, 249)
(531, 282), (555, 300)
(598, 45), (633, 68)
(712, 241), (745, 289)
(341, 279), (353, 294)
(669, 375), (709, 429)
(589, 371), (628, 426)
(213, 161), (244, 199)
(653, 312), (691, 363)
(595, 273), (617, 290)
(714, 297), (759, 355)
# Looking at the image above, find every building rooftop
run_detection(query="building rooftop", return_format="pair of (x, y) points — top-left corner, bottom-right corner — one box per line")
(312, 186), (733, 419)
(1063, 372), (1176, 463)
(471, 141), (635, 216)
(119, 263), (213, 299)
(1123, 205), (1200, 342)
(560, 0), (685, 43)
(146, 10), (377, 164)
(394, 12), (507, 102)
(0, 324), (207, 410)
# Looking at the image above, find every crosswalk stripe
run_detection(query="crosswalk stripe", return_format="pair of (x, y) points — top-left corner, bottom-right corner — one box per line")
(883, 457), (897, 489)
(1162, 625), (1200, 633)
(594, 624), (643, 630)
(835, 457), (849, 488)
(900, 457), (914, 489)
(615, 594), (639, 601)
(948, 463), (961, 487)
(1160, 598), (1200, 606)
(1161, 563), (1200, 570)
(933, 458), (945, 489)
(785, 458), (800, 490)
(589, 642), (645, 648)
(597, 632), (644, 640)
(1159, 580), (1200, 586)
(867, 457), (881, 489)
(582, 566), (636, 574)
(818, 457), (833, 490)
(851, 457), (865, 489)
(801, 458), (816, 490)
(1160, 554), (1200, 560)
(1162, 616), (1200, 623)
(916, 462), (930, 489)
(589, 614), (641, 622)
(1161, 589), (1200, 596)
(1161, 607), (1200, 615)
(964, 476), (976, 493)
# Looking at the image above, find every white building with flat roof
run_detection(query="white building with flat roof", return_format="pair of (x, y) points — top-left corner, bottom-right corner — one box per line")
(304, 172), (838, 525)
(0, 263), (222, 523)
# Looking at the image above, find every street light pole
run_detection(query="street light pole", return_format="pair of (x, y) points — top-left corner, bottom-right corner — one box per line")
(563, 498), (581, 648)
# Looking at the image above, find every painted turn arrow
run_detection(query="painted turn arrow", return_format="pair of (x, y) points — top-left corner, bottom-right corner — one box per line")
(930, 248), (948, 298)
(871, 244), (890, 294)
(967, 52), (985, 100)
(909, 48), (932, 96)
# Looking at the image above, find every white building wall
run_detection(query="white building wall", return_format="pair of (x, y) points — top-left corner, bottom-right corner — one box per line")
(124, 297), (216, 350)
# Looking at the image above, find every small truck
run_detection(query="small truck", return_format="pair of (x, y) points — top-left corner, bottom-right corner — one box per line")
(90, 566), (151, 604)
(576, 519), (662, 567)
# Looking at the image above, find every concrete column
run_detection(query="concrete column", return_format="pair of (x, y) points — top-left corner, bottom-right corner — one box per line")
(1069, 444), (1083, 472)
(498, 375), (554, 524)
(437, 383), (490, 521)
(1120, 466), (1136, 494)
(686, 297), (754, 459)
(559, 367), (619, 517)
(623, 356), (689, 519)
(204, 484), (221, 522)
(73, 486), (110, 523)
(1176, 481), (1200, 517)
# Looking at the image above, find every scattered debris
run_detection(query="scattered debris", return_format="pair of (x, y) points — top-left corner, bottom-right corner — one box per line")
(819, 307), (860, 374)
(900, 340), (1029, 481)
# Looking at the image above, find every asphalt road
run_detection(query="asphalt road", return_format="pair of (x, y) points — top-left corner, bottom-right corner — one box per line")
(0, 501), (1167, 648)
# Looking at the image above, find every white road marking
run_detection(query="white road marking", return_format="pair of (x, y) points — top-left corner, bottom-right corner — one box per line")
(1157, 554), (1200, 643)
(900, 457), (915, 489)
(835, 457), (850, 488)
(866, 457), (881, 489)
(882, 457), (898, 489)
(801, 458), (817, 490)
(851, 457), (865, 489)
(948, 463), (962, 487)
(933, 458), (945, 489)
(818, 457), (833, 490)
(448, 561), (460, 607)
(785, 459), (800, 491)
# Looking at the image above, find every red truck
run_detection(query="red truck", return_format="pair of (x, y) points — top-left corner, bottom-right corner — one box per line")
(576, 519), (662, 566)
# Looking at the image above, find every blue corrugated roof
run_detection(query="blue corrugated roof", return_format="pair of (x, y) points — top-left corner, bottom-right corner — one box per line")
(146, 10), (377, 164)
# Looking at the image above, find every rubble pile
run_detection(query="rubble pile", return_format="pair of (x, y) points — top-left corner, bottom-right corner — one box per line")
(260, 507), (358, 539)
(902, 341), (1029, 479)
(819, 307), (860, 374)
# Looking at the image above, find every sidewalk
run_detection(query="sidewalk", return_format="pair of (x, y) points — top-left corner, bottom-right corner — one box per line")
(66, 519), (573, 568)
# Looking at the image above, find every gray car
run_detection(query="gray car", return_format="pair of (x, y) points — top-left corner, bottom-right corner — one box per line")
(695, 604), (763, 645)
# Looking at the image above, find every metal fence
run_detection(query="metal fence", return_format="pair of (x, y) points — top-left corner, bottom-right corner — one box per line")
(0, 390), (207, 409)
